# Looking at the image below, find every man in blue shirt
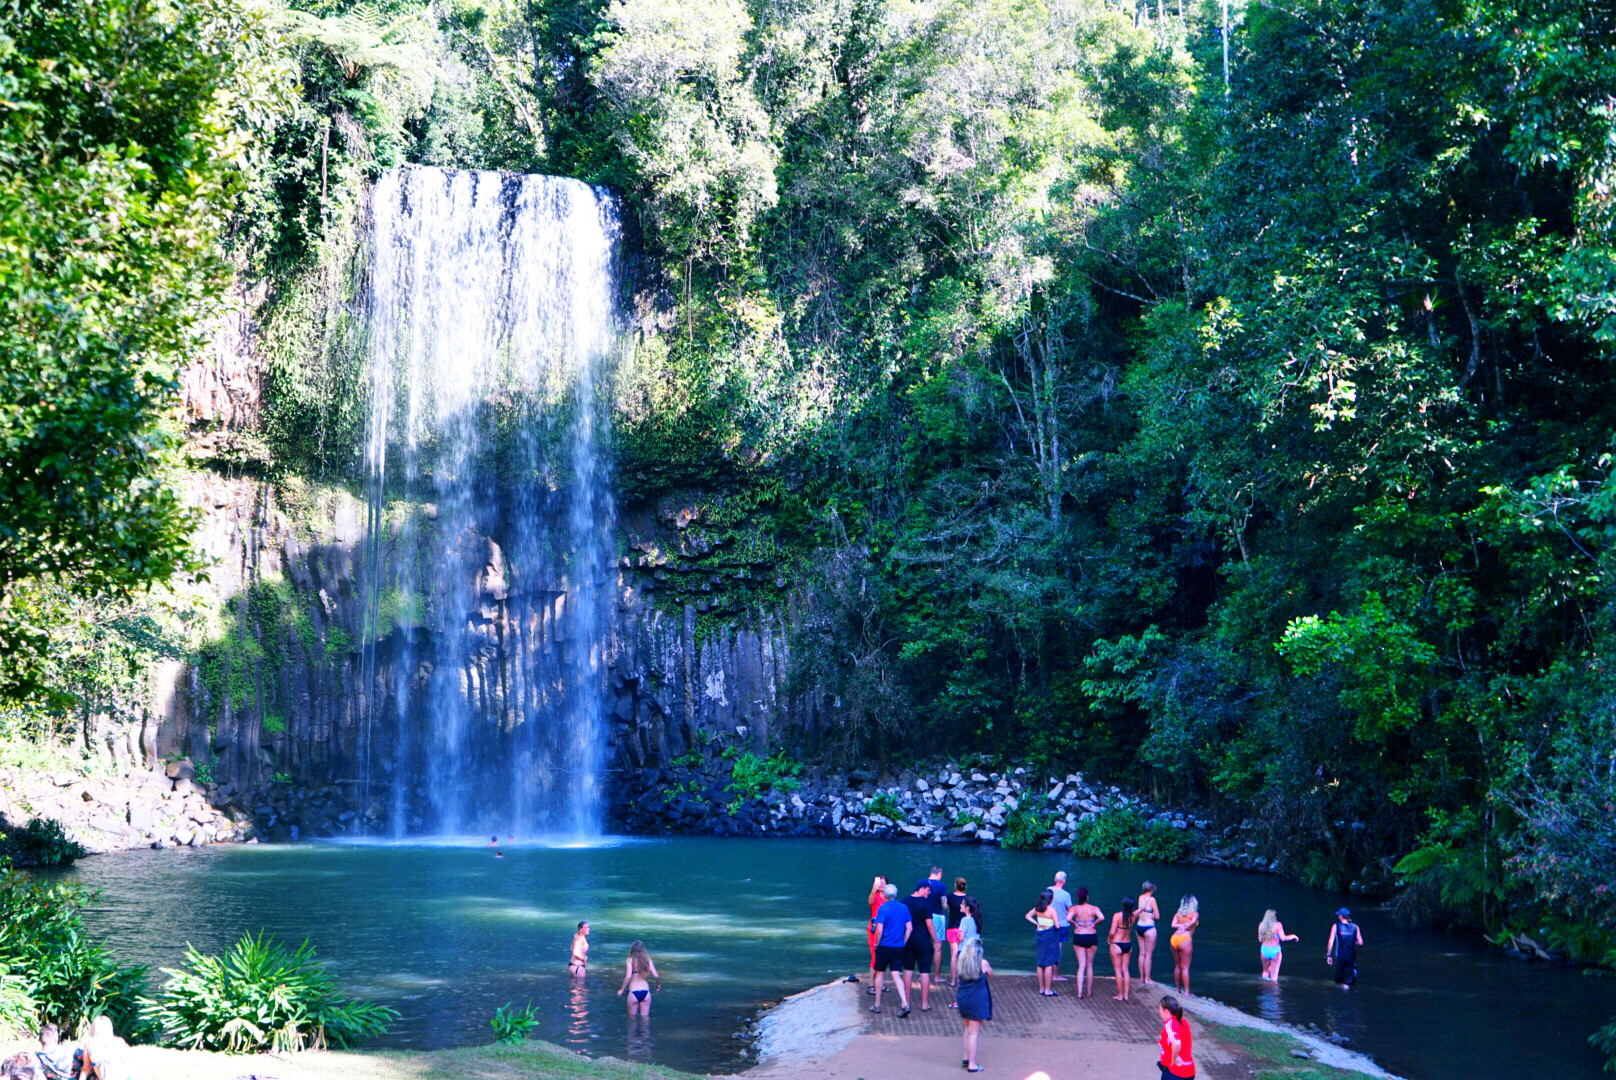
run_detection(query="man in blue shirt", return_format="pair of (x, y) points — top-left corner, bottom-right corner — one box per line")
(869, 883), (912, 1014)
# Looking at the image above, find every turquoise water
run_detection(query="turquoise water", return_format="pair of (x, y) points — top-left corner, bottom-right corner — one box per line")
(63, 837), (1616, 1078)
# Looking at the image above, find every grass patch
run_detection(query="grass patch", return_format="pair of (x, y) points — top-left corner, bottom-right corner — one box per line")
(1202, 1019), (1361, 1080)
(0, 1039), (701, 1080)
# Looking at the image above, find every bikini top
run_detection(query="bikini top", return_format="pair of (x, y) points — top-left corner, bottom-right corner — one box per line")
(1073, 909), (1100, 931)
(1033, 912), (1057, 930)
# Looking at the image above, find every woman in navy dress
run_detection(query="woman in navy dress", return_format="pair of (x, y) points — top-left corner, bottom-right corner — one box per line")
(955, 934), (993, 1072)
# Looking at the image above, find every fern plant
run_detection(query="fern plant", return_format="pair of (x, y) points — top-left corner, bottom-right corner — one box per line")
(490, 1001), (538, 1044)
(1002, 808), (1056, 850)
(141, 933), (397, 1052)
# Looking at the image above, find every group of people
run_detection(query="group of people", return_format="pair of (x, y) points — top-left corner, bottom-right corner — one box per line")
(864, 867), (993, 1071)
(567, 921), (662, 1015)
(1028, 874), (1368, 999)
(1026, 874), (1181, 1000)
(2, 1019), (126, 1080)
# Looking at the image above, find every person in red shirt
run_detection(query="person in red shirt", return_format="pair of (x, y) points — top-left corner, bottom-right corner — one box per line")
(1157, 995), (1195, 1079)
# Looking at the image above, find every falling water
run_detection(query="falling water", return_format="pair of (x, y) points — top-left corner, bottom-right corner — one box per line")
(360, 165), (617, 838)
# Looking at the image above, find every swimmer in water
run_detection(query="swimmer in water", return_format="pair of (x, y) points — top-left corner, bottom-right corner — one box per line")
(1258, 909), (1298, 982)
(617, 940), (660, 1015)
(569, 921), (590, 977)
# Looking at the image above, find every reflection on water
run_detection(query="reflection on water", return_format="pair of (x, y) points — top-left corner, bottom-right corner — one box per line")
(59, 837), (1616, 1080)
(565, 978), (590, 1051)
(625, 1014), (653, 1060)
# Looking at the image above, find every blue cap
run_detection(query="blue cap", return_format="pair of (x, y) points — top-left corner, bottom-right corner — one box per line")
(1336, 908), (1351, 917)
(915, 879), (936, 893)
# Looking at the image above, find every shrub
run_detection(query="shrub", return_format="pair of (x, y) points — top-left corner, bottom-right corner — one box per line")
(0, 866), (146, 1036)
(1002, 808), (1056, 850)
(5, 819), (87, 867)
(866, 793), (903, 820)
(490, 1001), (537, 1044)
(141, 933), (398, 1052)
(728, 750), (803, 802)
(1070, 808), (1192, 863)
(0, 969), (38, 1039)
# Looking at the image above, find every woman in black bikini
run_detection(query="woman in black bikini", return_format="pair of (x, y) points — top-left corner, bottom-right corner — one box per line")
(1068, 887), (1104, 1000)
(1135, 881), (1161, 985)
(569, 921), (590, 977)
(1108, 897), (1136, 1001)
(617, 940), (660, 1015)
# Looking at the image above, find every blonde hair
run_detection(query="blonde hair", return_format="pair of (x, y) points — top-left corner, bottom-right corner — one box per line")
(1177, 894), (1198, 917)
(629, 940), (652, 976)
(1258, 909), (1278, 942)
(956, 937), (985, 981)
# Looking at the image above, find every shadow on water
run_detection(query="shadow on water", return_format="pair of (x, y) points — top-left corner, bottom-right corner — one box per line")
(63, 837), (1616, 1080)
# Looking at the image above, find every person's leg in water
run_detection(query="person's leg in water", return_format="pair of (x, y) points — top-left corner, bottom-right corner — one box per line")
(963, 1018), (982, 1071)
(1273, 947), (1284, 982)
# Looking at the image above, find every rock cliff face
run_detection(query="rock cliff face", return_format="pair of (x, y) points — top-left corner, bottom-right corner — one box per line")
(158, 472), (804, 834)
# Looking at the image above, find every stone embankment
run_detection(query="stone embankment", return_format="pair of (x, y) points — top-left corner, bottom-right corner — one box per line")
(0, 759), (253, 856)
(610, 759), (1287, 868)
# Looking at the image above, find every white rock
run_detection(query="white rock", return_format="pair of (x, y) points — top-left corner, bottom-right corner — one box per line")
(916, 778), (930, 791)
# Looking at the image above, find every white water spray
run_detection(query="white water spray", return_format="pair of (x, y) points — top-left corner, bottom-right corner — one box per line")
(360, 165), (617, 838)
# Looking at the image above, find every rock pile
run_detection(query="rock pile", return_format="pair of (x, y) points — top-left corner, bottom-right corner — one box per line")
(612, 760), (1213, 850)
(0, 760), (253, 855)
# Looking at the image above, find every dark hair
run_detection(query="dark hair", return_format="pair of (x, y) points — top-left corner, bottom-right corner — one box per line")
(1121, 897), (1136, 923)
(954, 876), (967, 892)
(964, 896), (983, 928)
(1160, 995), (1183, 1021)
(1075, 886), (1089, 905)
(1036, 888), (1053, 912)
(576, 921), (588, 932)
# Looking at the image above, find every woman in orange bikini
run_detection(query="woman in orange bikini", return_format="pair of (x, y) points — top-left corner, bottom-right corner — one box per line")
(1169, 895), (1198, 996)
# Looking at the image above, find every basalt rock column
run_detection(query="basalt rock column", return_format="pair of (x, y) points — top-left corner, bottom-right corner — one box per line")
(362, 165), (617, 837)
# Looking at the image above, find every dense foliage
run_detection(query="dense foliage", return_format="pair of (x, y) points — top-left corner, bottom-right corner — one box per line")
(142, 932), (398, 1052)
(0, 0), (289, 703)
(0, 865), (147, 1036)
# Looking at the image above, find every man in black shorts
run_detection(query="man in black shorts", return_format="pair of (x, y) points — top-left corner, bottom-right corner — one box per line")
(902, 880), (937, 1011)
(869, 883), (912, 1015)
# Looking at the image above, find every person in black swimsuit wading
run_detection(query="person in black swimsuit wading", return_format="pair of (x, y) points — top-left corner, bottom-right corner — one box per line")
(1325, 908), (1362, 989)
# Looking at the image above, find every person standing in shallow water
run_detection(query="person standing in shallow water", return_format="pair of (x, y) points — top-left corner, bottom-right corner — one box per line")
(1326, 908), (1362, 989)
(569, 921), (590, 977)
(617, 940), (660, 1015)
(1257, 909), (1298, 982)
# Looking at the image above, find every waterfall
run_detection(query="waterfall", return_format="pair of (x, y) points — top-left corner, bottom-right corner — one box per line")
(360, 165), (618, 838)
